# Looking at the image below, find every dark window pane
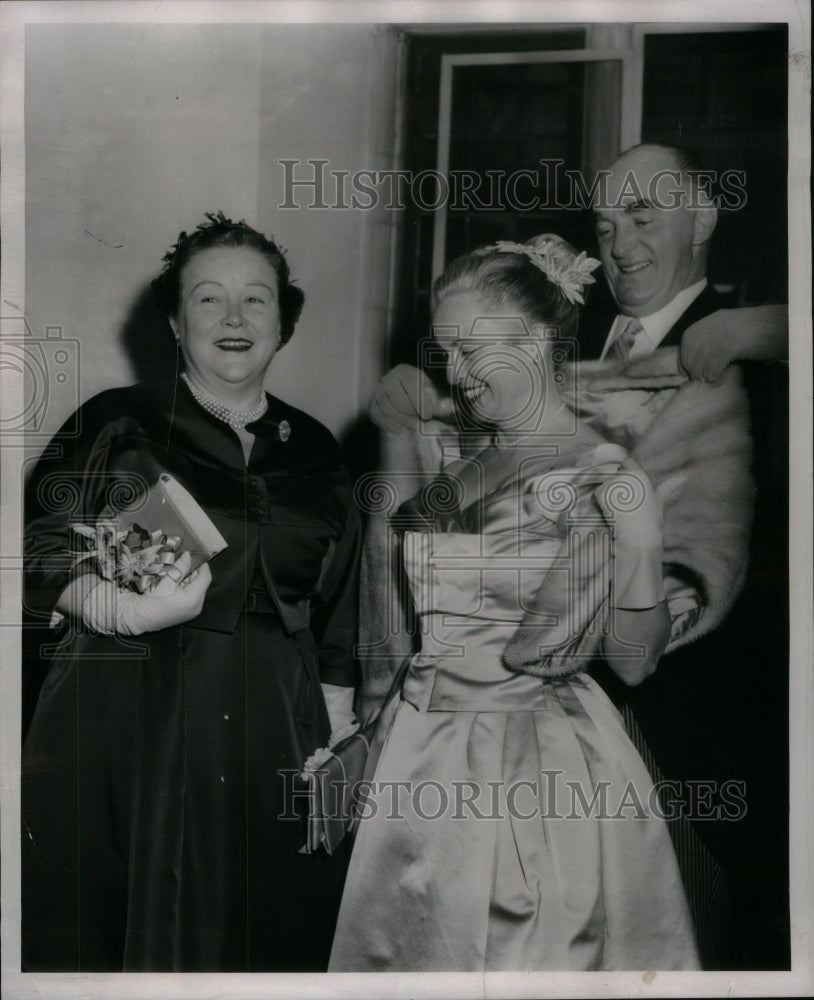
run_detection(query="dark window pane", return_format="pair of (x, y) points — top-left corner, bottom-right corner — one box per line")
(642, 28), (788, 302)
(392, 30), (586, 365)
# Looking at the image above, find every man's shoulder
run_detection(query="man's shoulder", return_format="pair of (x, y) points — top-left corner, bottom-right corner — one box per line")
(659, 284), (725, 347)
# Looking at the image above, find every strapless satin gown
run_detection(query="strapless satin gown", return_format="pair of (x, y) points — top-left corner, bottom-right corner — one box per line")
(330, 443), (699, 971)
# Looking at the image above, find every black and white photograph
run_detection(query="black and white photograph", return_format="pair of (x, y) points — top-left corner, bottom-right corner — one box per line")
(0, 2), (811, 997)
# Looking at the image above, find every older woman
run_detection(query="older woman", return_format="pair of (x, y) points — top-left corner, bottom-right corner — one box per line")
(22, 213), (360, 972)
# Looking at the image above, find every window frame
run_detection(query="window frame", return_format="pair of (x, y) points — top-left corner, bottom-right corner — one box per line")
(431, 47), (635, 280)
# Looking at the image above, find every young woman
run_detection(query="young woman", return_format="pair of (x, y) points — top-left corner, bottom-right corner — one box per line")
(329, 235), (699, 971)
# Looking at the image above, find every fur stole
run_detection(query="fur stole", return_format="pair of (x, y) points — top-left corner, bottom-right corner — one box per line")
(356, 348), (754, 721)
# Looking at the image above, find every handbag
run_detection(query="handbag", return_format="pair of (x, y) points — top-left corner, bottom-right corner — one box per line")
(299, 656), (411, 855)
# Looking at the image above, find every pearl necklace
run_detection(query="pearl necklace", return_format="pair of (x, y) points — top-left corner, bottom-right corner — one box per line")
(494, 404), (569, 449)
(181, 372), (268, 429)
(495, 430), (543, 449)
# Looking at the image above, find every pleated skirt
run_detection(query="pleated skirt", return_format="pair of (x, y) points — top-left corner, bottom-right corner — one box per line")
(330, 674), (699, 971)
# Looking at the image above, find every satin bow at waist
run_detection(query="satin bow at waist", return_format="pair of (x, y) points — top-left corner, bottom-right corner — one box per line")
(402, 651), (551, 712)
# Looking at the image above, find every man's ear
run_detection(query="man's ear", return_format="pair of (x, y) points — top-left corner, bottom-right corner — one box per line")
(692, 204), (718, 246)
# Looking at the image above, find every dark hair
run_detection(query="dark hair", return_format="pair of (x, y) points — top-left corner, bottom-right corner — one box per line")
(151, 211), (305, 345)
(431, 234), (585, 340)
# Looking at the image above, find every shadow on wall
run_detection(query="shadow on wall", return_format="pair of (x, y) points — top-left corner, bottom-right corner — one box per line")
(120, 284), (179, 389)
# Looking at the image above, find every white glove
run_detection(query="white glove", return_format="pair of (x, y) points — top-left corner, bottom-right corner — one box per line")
(595, 461), (666, 610)
(81, 552), (212, 635)
(368, 364), (456, 433)
(321, 683), (358, 747)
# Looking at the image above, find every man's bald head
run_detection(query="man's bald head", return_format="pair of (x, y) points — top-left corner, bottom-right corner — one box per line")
(593, 144), (718, 317)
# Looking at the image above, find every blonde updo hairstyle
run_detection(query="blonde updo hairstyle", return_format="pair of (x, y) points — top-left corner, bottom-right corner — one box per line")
(431, 234), (585, 343)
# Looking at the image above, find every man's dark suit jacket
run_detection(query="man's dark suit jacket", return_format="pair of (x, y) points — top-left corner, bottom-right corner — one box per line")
(582, 282), (790, 968)
(577, 282), (725, 359)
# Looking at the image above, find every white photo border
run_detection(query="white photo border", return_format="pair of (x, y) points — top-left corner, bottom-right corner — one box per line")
(1, 2), (811, 998)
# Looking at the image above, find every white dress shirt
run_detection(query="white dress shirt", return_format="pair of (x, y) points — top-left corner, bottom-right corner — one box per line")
(600, 278), (708, 360)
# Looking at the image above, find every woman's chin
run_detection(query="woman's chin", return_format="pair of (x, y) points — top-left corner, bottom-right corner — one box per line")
(206, 361), (268, 387)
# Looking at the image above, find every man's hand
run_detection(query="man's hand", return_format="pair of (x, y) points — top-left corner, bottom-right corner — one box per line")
(369, 364), (455, 433)
(679, 304), (788, 381)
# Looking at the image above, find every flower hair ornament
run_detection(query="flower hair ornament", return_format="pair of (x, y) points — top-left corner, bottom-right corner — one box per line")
(477, 237), (601, 305)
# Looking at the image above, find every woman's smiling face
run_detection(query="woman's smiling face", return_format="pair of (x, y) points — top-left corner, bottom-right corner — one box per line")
(171, 246), (282, 395)
(432, 290), (547, 430)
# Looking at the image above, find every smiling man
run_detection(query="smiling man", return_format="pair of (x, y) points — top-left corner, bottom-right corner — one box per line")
(586, 143), (722, 361)
(584, 144), (790, 971)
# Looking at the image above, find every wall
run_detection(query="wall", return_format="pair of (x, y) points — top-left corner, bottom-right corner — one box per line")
(256, 24), (400, 439)
(24, 22), (400, 453)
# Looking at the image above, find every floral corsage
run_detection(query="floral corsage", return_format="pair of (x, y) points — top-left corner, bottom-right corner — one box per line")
(71, 520), (184, 593)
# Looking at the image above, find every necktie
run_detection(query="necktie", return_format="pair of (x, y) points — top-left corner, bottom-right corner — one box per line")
(608, 317), (643, 361)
